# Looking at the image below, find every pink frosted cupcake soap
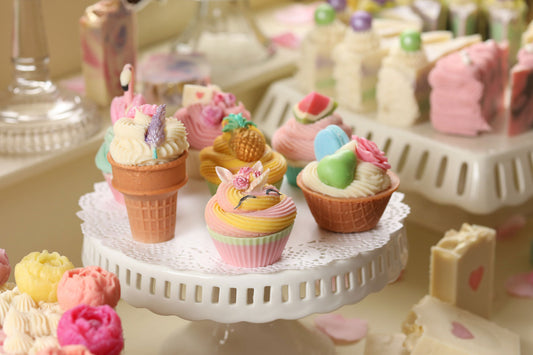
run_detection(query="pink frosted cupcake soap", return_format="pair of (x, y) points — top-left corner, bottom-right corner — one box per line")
(174, 84), (251, 179)
(57, 266), (121, 311)
(272, 91), (352, 186)
(205, 162), (297, 267)
(57, 304), (123, 355)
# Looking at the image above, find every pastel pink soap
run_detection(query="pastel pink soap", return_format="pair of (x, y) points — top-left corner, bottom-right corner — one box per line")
(429, 41), (508, 136)
(57, 304), (124, 355)
(0, 248), (10, 285)
(508, 47), (533, 136)
(57, 266), (120, 311)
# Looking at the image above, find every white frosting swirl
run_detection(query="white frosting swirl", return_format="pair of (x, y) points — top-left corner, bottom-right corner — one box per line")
(3, 332), (34, 354)
(0, 296), (9, 323)
(1, 288), (19, 304)
(0, 281), (16, 293)
(3, 308), (29, 336)
(301, 141), (391, 198)
(110, 110), (189, 166)
(39, 301), (62, 313)
(28, 309), (51, 337)
(29, 336), (60, 355)
(12, 293), (37, 312)
(46, 311), (62, 334)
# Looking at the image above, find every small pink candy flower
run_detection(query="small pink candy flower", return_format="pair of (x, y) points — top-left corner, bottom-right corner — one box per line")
(233, 174), (250, 190)
(201, 105), (224, 126)
(213, 92), (236, 107)
(354, 135), (391, 170)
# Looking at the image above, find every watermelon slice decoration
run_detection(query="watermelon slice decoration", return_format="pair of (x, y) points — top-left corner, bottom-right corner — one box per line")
(293, 92), (337, 124)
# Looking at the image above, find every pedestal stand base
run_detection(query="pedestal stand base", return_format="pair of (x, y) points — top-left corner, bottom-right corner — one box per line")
(159, 319), (335, 355)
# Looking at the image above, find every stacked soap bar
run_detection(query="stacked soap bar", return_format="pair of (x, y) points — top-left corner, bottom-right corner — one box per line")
(428, 41), (508, 136)
(80, 0), (137, 106)
(508, 45), (533, 135)
(402, 296), (520, 355)
(430, 223), (495, 318)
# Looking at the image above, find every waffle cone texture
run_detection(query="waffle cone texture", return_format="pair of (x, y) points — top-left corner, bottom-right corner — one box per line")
(297, 170), (399, 233)
(108, 152), (188, 243)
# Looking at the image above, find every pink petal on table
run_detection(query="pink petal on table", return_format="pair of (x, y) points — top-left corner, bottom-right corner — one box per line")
(505, 271), (533, 298)
(496, 215), (526, 240)
(314, 313), (368, 344)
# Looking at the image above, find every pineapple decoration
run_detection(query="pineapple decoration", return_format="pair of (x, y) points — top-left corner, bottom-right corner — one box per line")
(222, 113), (266, 162)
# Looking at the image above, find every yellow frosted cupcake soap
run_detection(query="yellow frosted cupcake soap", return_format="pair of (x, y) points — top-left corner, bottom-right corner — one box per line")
(14, 250), (74, 303)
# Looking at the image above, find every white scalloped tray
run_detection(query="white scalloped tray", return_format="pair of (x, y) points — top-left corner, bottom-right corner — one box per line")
(79, 179), (409, 324)
(255, 78), (533, 215)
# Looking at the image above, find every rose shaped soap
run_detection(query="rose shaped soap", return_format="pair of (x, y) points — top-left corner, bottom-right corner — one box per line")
(14, 251), (75, 303)
(0, 248), (11, 285)
(57, 304), (123, 355)
(36, 345), (95, 355)
(57, 266), (121, 311)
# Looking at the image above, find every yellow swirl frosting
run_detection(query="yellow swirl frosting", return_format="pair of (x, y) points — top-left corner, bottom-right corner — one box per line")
(200, 133), (287, 185)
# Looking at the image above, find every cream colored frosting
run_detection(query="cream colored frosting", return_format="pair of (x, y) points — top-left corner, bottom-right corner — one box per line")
(28, 309), (52, 337)
(110, 109), (189, 166)
(12, 293), (38, 312)
(0, 281), (15, 293)
(300, 141), (391, 198)
(3, 308), (29, 336)
(339, 30), (381, 53)
(46, 311), (62, 334)
(29, 336), (60, 355)
(384, 45), (429, 69)
(3, 332), (34, 354)
(0, 296), (9, 323)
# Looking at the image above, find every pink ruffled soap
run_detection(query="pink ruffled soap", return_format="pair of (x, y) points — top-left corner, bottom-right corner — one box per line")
(429, 41), (508, 136)
(0, 248), (10, 285)
(57, 266), (121, 311)
(57, 304), (124, 355)
(36, 345), (95, 355)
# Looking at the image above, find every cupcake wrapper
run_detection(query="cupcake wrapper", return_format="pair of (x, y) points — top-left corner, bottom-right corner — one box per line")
(207, 225), (293, 267)
(297, 171), (400, 233)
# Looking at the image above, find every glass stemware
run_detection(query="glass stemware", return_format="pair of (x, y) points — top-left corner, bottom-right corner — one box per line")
(0, 0), (102, 154)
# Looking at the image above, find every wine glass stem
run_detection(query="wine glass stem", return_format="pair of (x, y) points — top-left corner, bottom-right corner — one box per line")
(11, 0), (55, 95)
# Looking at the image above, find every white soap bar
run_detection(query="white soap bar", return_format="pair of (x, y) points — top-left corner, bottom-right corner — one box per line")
(403, 296), (520, 355)
(363, 333), (408, 355)
(182, 84), (220, 107)
(430, 223), (495, 318)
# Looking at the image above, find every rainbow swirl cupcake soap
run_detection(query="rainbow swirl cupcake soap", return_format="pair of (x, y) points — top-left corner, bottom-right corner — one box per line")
(205, 162), (297, 267)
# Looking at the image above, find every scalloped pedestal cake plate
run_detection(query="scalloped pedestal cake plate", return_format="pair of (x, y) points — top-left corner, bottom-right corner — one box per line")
(78, 179), (409, 354)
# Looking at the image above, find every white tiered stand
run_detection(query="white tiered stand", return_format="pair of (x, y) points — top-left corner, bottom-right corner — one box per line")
(79, 179), (409, 355)
(255, 78), (533, 230)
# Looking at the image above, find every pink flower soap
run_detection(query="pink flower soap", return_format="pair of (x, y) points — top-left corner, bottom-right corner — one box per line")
(0, 248), (10, 285)
(57, 266), (121, 311)
(36, 345), (95, 355)
(428, 40), (508, 136)
(57, 304), (124, 355)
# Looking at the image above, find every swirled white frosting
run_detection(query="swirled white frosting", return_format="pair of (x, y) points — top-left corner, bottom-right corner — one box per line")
(300, 141), (391, 198)
(29, 336), (60, 355)
(46, 311), (62, 334)
(12, 293), (37, 312)
(28, 309), (51, 337)
(0, 296), (9, 323)
(0, 281), (15, 293)
(39, 301), (62, 314)
(3, 332), (34, 354)
(110, 110), (189, 166)
(3, 308), (28, 336)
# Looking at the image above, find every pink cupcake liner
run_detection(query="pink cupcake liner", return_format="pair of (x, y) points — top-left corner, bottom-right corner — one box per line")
(103, 173), (124, 205)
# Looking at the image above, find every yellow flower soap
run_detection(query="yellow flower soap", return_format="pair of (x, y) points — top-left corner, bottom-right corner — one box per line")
(14, 250), (74, 303)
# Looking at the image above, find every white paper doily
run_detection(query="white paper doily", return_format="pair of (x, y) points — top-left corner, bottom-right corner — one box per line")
(78, 180), (410, 276)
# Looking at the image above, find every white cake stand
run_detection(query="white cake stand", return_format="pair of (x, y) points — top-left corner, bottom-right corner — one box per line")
(79, 179), (409, 354)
